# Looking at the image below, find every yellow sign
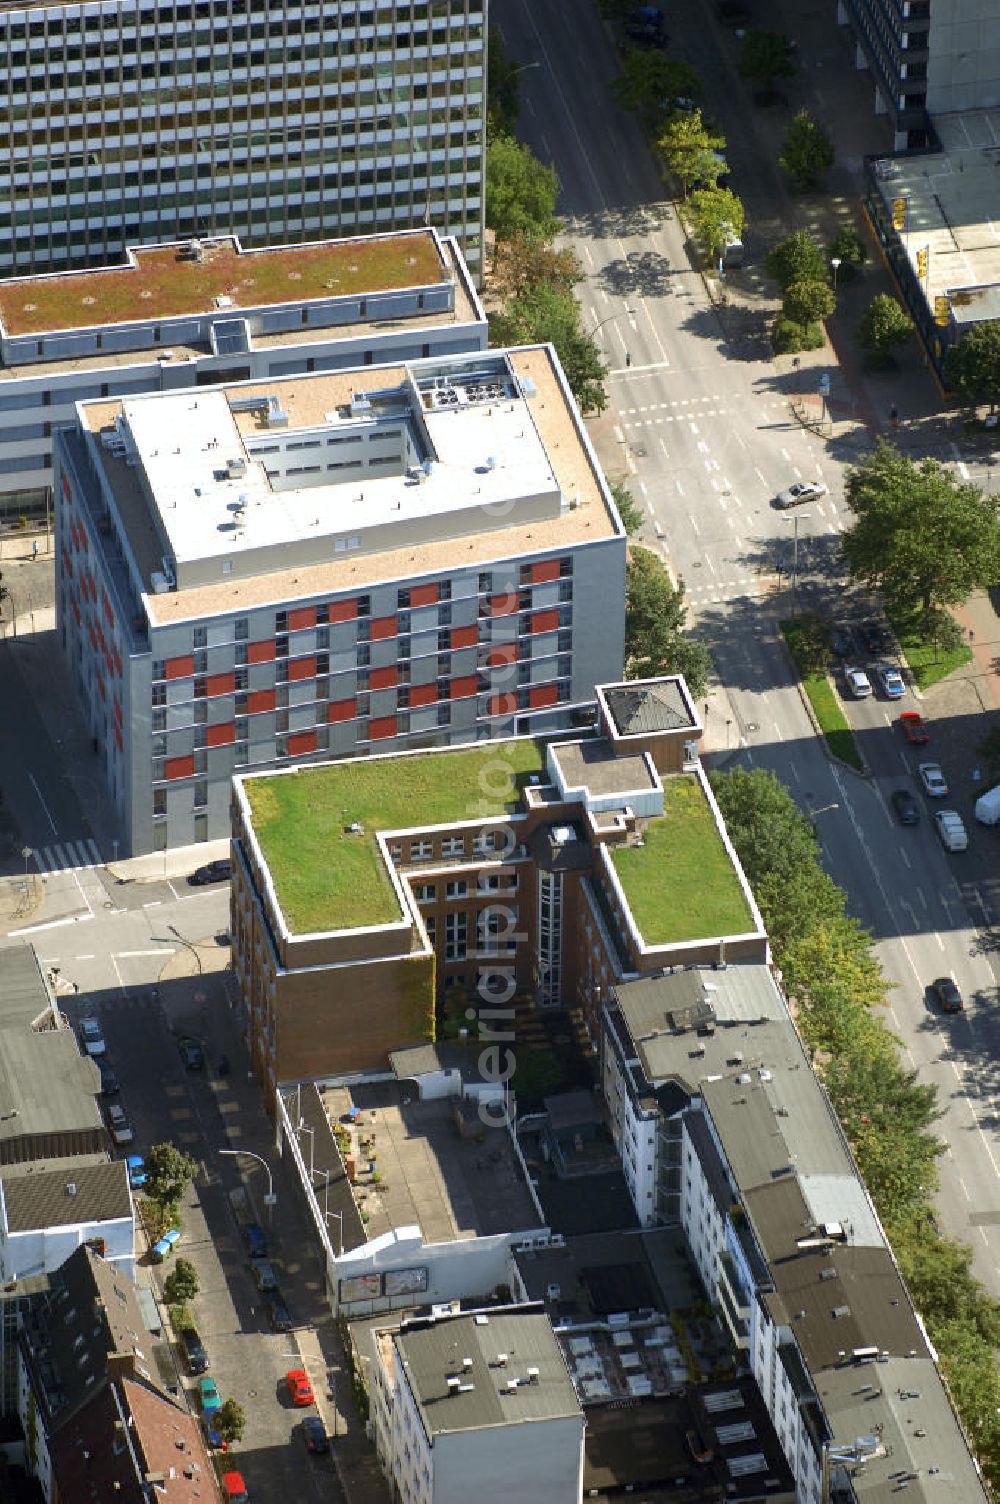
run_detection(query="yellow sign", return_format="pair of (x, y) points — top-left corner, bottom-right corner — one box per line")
(934, 296), (951, 327)
(891, 197), (907, 230)
(916, 246), (929, 278)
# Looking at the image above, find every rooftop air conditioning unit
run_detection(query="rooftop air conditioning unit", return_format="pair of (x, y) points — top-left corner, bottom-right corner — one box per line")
(228, 457), (247, 479)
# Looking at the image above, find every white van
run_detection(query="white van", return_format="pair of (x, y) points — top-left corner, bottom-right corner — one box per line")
(934, 810), (968, 852)
(974, 785), (1000, 825)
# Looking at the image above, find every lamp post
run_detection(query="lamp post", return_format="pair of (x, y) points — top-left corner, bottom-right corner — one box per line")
(830, 256), (842, 292)
(167, 924), (202, 976)
(219, 1148), (276, 1226)
(781, 512), (812, 616)
(21, 846), (32, 884)
(297, 1118), (315, 1181)
(586, 307), (635, 344)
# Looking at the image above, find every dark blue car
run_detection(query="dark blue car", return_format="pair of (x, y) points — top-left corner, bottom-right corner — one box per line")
(242, 1222), (267, 1259)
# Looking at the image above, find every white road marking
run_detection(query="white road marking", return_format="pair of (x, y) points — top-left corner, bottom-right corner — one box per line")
(689, 512), (700, 536)
(706, 555), (716, 575)
(754, 467), (767, 486)
(781, 447), (791, 461)
(638, 481), (648, 495)
(9, 913), (95, 936)
(28, 773), (59, 836)
(900, 848), (911, 868)
(118, 949), (176, 958)
(676, 478), (685, 496)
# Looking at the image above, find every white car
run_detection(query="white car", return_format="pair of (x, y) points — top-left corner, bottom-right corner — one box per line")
(844, 665), (872, 699)
(875, 663), (905, 699)
(775, 479), (828, 509)
(918, 762), (948, 798)
(934, 810), (968, 852)
(80, 1016), (106, 1057)
(106, 1102), (134, 1145)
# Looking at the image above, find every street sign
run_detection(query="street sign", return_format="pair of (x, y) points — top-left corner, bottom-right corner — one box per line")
(263, 1193), (277, 1207)
(818, 374), (831, 396)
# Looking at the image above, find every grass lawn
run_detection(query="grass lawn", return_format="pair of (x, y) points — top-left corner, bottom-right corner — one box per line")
(890, 618), (972, 691)
(0, 232), (444, 335)
(611, 776), (755, 945)
(781, 620), (864, 772)
(245, 740), (546, 934)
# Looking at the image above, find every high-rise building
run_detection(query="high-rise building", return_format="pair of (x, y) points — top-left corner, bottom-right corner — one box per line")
(0, 0), (485, 279)
(54, 345), (628, 856)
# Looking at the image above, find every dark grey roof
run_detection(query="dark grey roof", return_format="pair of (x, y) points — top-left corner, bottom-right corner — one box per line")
(3, 1160), (131, 1233)
(390, 1042), (480, 1081)
(603, 679), (693, 736)
(765, 1245), (924, 1372)
(0, 943), (60, 1030)
(394, 1308), (581, 1436)
(545, 1090), (601, 1132)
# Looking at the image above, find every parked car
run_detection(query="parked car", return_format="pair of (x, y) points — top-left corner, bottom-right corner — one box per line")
(918, 762), (948, 798)
(222, 1473), (248, 1504)
(266, 1295), (293, 1332)
(934, 809), (968, 852)
(302, 1416), (329, 1455)
(106, 1102), (134, 1145)
(188, 858), (232, 886)
(843, 665), (872, 699)
(775, 479), (827, 509)
(126, 1154), (147, 1188)
(626, 5), (666, 44)
(251, 1259), (278, 1294)
(181, 1327), (210, 1375)
(875, 663), (905, 699)
(201, 1417), (227, 1452)
(242, 1222), (267, 1259)
(286, 1369), (315, 1407)
(178, 1037), (205, 1071)
(199, 1377), (221, 1414)
(899, 711), (929, 745)
(931, 976), (964, 1014)
(80, 1016), (106, 1057)
(891, 789), (921, 827)
(830, 624), (852, 658)
(98, 1060), (120, 1097)
(861, 620), (893, 654)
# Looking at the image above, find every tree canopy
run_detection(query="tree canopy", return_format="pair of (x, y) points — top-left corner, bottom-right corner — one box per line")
(778, 110), (834, 191)
(782, 277), (835, 328)
(145, 1142), (198, 1209)
(615, 52), (701, 132)
(842, 440), (1000, 617)
(857, 293), (912, 365)
(485, 133), (559, 244)
(689, 186), (745, 259)
(739, 30), (795, 95)
(657, 109), (727, 198)
(490, 234), (582, 302)
(486, 24), (521, 137)
(943, 321), (1000, 411)
(624, 546), (711, 697)
(766, 230), (827, 290)
(491, 284), (607, 413)
(610, 480), (644, 535)
(163, 1258), (199, 1305)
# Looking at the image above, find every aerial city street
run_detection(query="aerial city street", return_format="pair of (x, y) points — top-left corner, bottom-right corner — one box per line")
(1, 1), (1000, 1503)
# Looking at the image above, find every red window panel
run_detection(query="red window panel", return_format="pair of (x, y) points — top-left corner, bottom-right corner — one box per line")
(410, 583), (439, 608)
(489, 692), (518, 717)
(247, 688), (276, 714)
(288, 730), (317, 756)
(327, 598), (357, 624)
(531, 559), (561, 585)
(70, 523), (79, 551)
(489, 592), (518, 617)
(97, 624), (106, 649)
(114, 724), (123, 753)
(248, 639), (276, 664)
(370, 666), (397, 691)
(450, 674), (478, 701)
(165, 754), (195, 781)
(207, 722), (236, 747)
(287, 656), (316, 682)
(529, 683), (559, 709)
(206, 671), (236, 697)
(112, 649), (122, 677)
(530, 609), (560, 635)
(165, 654), (194, 680)
(61, 472), (72, 501)
(450, 624), (478, 650)
(87, 623), (96, 649)
(104, 649), (113, 675)
(63, 551), (74, 578)
(369, 615), (397, 641)
(114, 698), (123, 726)
(409, 682), (438, 708)
(104, 598), (114, 628)
(72, 600), (81, 625)
(288, 606), (317, 631)
(369, 715), (397, 740)
(328, 698), (357, 724)
(97, 673), (106, 702)
(79, 529), (88, 552)
(487, 643), (517, 667)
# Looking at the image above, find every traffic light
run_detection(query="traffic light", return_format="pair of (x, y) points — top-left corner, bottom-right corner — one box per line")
(916, 246), (929, 279)
(891, 197), (907, 231)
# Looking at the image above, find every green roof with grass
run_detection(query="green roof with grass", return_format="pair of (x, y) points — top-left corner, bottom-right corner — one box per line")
(244, 740), (548, 935)
(610, 776), (755, 946)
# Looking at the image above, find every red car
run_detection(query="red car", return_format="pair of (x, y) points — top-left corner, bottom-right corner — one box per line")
(286, 1369), (315, 1407)
(899, 711), (929, 745)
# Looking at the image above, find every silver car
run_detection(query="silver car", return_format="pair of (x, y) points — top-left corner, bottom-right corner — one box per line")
(775, 479), (827, 509)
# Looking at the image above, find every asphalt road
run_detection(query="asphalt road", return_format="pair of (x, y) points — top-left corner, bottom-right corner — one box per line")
(494, 0), (1000, 1287)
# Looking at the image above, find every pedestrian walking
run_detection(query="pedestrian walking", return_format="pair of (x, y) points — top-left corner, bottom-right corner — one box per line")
(31, 539), (38, 560)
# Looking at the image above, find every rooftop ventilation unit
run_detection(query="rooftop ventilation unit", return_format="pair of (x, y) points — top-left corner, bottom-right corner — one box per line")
(227, 457), (247, 479)
(350, 394), (373, 417)
(461, 1358), (473, 1371)
(446, 1377), (461, 1394)
(504, 1379), (518, 1393)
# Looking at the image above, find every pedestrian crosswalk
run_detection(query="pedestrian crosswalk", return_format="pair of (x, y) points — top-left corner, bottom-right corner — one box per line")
(32, 838), (103, 874)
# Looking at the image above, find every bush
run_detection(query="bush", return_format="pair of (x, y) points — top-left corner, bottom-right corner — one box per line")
(857, 293), (912, 367)
(827, 225), (867, 282)
(772, 317), (824, 354)
(163, 1258), (199, 1305)
(766, 230), (827, 291)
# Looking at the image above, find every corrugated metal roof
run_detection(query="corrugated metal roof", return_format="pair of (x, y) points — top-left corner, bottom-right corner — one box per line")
(603, 681), (693, 736)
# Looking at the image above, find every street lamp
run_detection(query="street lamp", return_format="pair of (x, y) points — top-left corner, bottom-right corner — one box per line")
(165, 925), (203, 976)
(21, 846), (32, 883)
(780, 512), (812, 616)
(297, 1118), (315, 1180)
(219, 1148), (276, 1226)
(587, 306), (635, 342)
(830, 257), (842, 292)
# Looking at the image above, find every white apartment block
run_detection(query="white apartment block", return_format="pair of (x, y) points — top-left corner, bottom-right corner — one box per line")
(0, 0), (485, 279)
(602, 965), (988, 1504)
(0, 1161), (135, 1283)
(0, 227), (484, 524)
(54, 343), (628, 855)
(369, 1306), (585, 1504)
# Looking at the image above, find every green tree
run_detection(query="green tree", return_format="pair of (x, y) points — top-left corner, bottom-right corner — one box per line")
(657, 109), (726, 198)
(766, 230), (827, 291)
(688, 186), (745, 260)
(778, 109), (834, 191)
(624, 547), (711, 697)
(739, 31), (795, 98)
(491, 234), (582, 302)
(145, 1142), (198, 1209)
(611, 480), (644, 535)
(857, 293), (913, 366)
(615, 51), (701, 131)
(782, 278), (835, 328)
(977, 725), (1000, 782)
(163, 1257), (199, 1305)
(842, 440), (1000, 616)
(486, 24), (521, 137)
(491, 284), (607, 413)
(485, 134), (559, 244)
(215, 1399), (246, 1446)
(827, 224), (868, 281)
(943, 321), (1000, 412)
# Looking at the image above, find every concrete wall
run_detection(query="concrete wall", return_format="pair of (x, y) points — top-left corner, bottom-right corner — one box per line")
(434, 1414), (585, 1504)
(1, 1216), (135, 1284)
(334, 1225), (523, 1318)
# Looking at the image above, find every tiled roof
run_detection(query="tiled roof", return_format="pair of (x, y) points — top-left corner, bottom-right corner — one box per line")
(3, 1159), (131, 1232)
(603, 680), (693, 736)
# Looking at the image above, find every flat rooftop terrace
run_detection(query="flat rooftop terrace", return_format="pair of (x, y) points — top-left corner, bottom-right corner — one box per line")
(610, 775), (756, 946)
(241, 738), (548, 935)
(0, 230), (446, 336)
(872, 109), (1000, 320)
(320, 1079), (542, 1241)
